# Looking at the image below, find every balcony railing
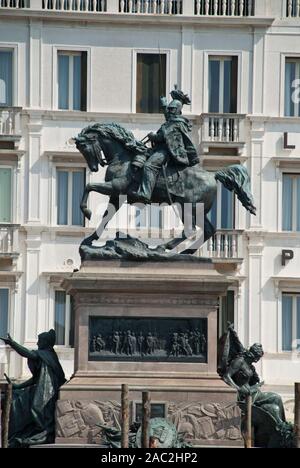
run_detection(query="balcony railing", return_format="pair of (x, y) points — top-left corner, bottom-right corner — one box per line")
(0, 0), (260, 16)
(120, 0), (182, 14)
(0, 225), (19, 255)
(201, 113), (246, 144)
(0, 107), (21, 138)
(195, 0), (255, 16)
(287, 0), (300, 17)
(42, 0), (107, 12)
(199, 230), (243, 259)
(0, 0), (30, 7)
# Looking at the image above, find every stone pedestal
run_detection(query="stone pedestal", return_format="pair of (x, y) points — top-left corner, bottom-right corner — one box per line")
(56, 261), (242, 446)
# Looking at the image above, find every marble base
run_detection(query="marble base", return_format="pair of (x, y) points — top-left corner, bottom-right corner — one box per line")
(56, 260), (242, 446)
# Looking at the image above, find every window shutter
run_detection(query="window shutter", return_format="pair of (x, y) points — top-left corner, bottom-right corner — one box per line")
(0, 289), (9, 337)
(0, 168), (12, 223)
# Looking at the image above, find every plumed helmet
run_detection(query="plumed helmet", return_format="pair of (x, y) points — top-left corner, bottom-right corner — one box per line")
(167, 99), (183, 113)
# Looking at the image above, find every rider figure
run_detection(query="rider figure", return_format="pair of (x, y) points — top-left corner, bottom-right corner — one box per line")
(131, 88), (200, 203)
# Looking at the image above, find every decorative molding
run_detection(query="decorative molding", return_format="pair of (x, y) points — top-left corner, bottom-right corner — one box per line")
(56, 400), (242, 443)
(75, 294), (218, 308)
(273, 276), (300, 297)
(168, 402), (242, 442)
(0, 10), (275, 28)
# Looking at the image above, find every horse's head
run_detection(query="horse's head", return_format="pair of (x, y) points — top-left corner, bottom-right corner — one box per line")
(74, 127), (107, 172)
(75, 123), (147, 173)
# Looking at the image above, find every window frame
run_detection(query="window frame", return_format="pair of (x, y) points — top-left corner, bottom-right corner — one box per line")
(0, 45), (18, 107)
(56, 166), (86, 227)
(132, 48), (171, 114)
(54, 290), (74, 348)
(0, 165), (13, 224)
(282, 172), (300, 232)
(284, 57), (300, 117)
(52, 46), (91, 112)
(0, 287), (10, 341)
(204, 51), (243, 114)
(281, 292), (300, 353)
(208, 55), (238, 114)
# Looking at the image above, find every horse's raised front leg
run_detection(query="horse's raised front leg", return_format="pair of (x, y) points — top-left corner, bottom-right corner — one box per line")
(81, 196), (124, 247)
(80, 182), (114, 221)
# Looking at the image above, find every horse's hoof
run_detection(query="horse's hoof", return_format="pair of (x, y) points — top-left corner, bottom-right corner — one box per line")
(84, 209), (92, 220)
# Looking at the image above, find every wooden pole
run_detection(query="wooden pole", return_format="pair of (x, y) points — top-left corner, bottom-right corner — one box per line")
(295, 383), (300, 449)
(2, 383), (12, 449)
(245, 394), (252, 449)
(142, 391), (151, 449)
(121, 384), (129, 448)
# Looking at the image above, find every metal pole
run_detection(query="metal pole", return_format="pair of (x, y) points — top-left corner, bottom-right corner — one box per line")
(295, 383), (300, 449)
(142, 391), (151, 449)
(2, 383), (12, 449)
(121, 384), (129, 448)
(245, 394), (252, 449)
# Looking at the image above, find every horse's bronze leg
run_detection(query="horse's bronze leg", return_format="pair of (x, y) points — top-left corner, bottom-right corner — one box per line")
(81, 196), (124, 247)
(80, 182), (114, 220)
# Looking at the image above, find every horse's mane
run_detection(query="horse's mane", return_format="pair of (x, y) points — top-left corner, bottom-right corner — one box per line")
(80, 123), (147, 155)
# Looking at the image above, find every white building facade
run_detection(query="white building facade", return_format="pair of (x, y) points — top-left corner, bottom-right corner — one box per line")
(0, 0), (300, 405)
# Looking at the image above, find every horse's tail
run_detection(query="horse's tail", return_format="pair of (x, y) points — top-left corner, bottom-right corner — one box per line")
(215, 165), (256, 216)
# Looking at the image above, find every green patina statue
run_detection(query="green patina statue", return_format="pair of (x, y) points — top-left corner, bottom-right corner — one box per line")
(99, 418), (190, 449)
(0, 330), (66, 448)
(74, 88), (257, 260)
(218, 324), (295, 448)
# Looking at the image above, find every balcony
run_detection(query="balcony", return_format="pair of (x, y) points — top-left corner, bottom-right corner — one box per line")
(0, 0), (275, 26)
(0, 107), (22, 146)
(0, 225), (20, 264)
(200, 113), (246, 155)
(287, 0), (300, 17)
(198, 230), (244, 265)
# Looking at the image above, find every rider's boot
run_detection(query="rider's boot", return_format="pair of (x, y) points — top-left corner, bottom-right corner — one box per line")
(130, 165), (158, 204)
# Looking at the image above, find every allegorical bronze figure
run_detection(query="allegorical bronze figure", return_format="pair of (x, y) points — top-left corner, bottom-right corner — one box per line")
(0, 330), (66, 448)
(74, 88), (256, 261)
(218, 324), (295, 448)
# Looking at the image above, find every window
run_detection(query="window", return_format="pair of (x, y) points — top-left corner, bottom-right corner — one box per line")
(58, 51), (87, 111)
(136, 53), (166, 113)
(0, 50), (12, 106)
(209, 56), (238, 113)
(208, 181), (235, 230)
(54, 291), (75, 347)
(57, 169), (85, 226)
(0, 168), (12, 223)
(282, 174), (300, 232)
(218, 291), (235, 338)
(0, 289), (9, 338)
(285, 58), (300, 117)
(135, 205), (163, 230)
(282, 294), (300, 352)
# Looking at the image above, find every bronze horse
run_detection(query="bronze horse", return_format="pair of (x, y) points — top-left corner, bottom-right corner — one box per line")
(75, 123), (256, 253)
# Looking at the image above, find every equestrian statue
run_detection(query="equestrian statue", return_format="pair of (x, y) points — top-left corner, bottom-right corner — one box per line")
(74, 88), (257, 260)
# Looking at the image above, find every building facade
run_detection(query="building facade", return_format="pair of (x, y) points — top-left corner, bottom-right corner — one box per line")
(0, 0), (300, 408)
